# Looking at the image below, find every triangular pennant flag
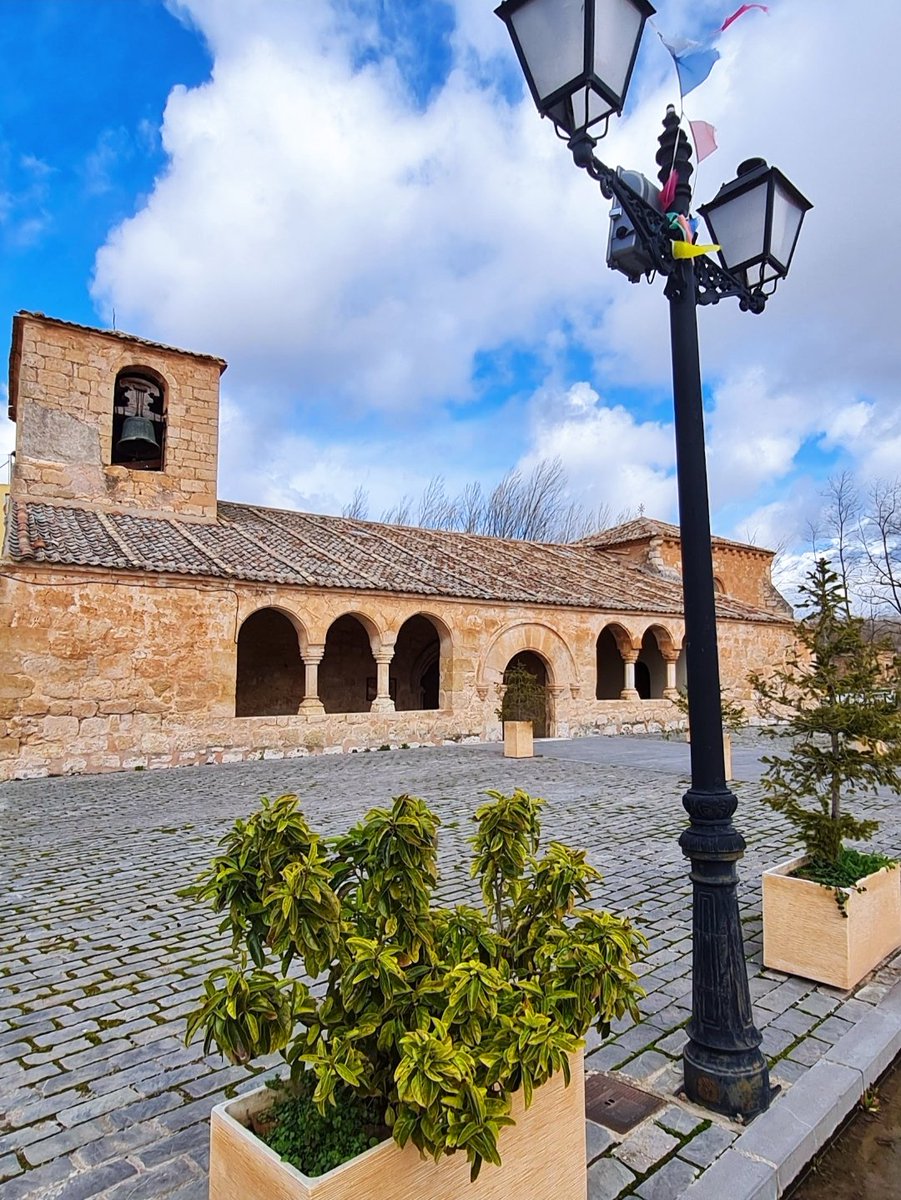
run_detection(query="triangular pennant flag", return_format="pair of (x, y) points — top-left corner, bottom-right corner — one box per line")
(672, 241), (720, 259)
(689, 119), (718, 162)
(721, 4), (769, 32)
(659, 170), (679, 211)
(661, 37), (721, 97)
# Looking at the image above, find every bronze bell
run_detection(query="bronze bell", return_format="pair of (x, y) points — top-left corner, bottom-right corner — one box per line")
(115, 415), (159, 461)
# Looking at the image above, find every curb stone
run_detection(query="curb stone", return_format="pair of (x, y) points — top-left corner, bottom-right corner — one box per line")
(679, 974), (901, 1199)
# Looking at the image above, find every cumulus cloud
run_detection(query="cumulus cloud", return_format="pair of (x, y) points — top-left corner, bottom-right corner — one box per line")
(81, 0), (901, 569)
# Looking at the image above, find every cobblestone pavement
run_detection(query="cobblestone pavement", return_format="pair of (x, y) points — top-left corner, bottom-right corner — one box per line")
(2, 733), (900, 1200)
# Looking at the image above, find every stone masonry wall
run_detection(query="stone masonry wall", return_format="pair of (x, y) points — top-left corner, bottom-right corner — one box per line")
(0, 565), (797, 781)
(9, 314), (224, 521)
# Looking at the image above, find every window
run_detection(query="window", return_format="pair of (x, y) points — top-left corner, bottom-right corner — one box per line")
(111, 370), (166, 471)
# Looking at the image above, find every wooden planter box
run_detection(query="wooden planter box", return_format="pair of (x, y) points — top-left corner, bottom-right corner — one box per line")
(762, 856), (901, 989)
(209, 1053), (586, 1200)
(503, 721), (533, 759)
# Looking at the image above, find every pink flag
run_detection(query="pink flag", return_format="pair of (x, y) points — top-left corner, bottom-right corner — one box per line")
(720, 4), (768, 32)
(689, 120), (718, 162)
(659, 170), (679, 211)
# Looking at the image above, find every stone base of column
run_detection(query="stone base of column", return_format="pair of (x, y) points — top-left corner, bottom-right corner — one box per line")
(620, 688), (640, 700)
(299, 698), (325, 714)
(369, 698), (396, 715)
(663, 688), (680, 700)
(683, 1038), (773, 1119)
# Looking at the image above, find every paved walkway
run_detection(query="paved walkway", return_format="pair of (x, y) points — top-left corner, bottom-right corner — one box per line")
(1, 734), (899, 1200)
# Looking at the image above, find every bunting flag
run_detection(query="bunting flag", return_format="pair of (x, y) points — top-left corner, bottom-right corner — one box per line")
(721, 4), (769, 32)
(672, 240), (720, 259)
(659, 3), (769, 100)
(660, 36), (720, 97)
(659, 170), (679, 211)
(689, 119), (718, 162)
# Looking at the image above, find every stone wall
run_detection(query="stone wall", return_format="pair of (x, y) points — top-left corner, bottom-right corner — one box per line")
(0, 565), (797, 780)
(8, 314), (224, 522)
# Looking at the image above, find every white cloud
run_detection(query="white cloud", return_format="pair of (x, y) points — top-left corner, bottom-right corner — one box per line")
(518, 381), (677, 518)
(84, 0), (901, 580)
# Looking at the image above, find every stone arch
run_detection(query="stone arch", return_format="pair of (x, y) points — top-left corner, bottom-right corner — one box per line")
(478, 621), (578, 694)
(111, 365), (168, 472)
(637, 626), (672, 700)
(502, 650), (550, 738)
(596, 621), (632, 699)
(391, 613), (451, 711)
(235, 607), (305, 717)
(319, 613), (380, 714)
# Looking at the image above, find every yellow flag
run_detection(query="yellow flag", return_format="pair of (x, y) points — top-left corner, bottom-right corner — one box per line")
(671, 241), (720, 259)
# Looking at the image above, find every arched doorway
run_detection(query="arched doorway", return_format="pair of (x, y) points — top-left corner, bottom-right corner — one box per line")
(392, 615), (443, 711)
(319, 615), (377, 713)
(503, 651), (549, 737)
(596, 624), (629, 699)
(637, 629), (667, 699)
(235, 609), (304, 717)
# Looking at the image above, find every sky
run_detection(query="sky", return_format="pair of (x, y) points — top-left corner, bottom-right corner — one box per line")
(1, 0), (899, 595)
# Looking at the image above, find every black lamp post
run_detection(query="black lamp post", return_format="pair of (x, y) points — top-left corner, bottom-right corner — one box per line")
(496, 0), (811, 1120)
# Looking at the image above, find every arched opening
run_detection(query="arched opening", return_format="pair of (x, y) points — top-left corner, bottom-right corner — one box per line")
(235, 609), (304, 717)
(713, 576), (725, 595)
(596, 625), (627, 699)
(392, 615), (442, 711)
(503, 651), (549, 738)
(111, 369), (166, 471)
(319, 615), (377, 714)
(637, 629), (667, 699)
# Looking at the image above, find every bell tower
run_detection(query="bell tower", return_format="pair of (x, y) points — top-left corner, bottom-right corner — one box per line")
(7, 311), (226, 522)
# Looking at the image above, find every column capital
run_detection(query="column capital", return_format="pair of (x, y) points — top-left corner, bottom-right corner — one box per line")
(303, 644), (326, 664)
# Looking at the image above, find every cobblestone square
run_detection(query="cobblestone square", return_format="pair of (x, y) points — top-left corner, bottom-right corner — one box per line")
(2, 734), (899, 1199)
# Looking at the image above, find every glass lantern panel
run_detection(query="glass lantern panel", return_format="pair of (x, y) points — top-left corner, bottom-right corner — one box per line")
(593, 0), (644, 102)
(509, 0), (586, 104)
(548, 83), (614, 133)
(707, 179), (768, 272)
(768, 180), (805, 272)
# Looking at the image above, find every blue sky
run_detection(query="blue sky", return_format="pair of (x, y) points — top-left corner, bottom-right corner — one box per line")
(2, 0), (900, 588)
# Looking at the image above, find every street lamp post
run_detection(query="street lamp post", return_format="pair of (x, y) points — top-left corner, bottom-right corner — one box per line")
(496, 0), (812, 1120)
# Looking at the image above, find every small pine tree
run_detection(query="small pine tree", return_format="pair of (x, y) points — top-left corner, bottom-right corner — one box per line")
(750, 559), (901, 868)
(497, 663), (547, 726)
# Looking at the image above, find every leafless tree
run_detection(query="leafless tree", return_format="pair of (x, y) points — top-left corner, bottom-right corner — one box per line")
(859, 478), (901, 618)
(343, 457), (637, 543)
(811, 472), (901, 618)
(342, 484), (369, 520)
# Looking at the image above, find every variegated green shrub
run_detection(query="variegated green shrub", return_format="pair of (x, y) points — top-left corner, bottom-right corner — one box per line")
(185, 788), (645, 1178)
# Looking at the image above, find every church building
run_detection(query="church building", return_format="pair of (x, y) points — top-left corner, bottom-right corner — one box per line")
(0, 312), (795, 780)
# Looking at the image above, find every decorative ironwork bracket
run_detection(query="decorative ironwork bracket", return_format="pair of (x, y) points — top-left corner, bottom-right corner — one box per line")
(568, 133), (767, 313)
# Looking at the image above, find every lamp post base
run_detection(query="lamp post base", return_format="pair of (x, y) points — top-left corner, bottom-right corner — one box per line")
(683, 1039), (773, 1120)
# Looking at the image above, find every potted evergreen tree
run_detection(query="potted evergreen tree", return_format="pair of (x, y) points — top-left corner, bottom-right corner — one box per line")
(184, 787), (645, 1200)
(751, 560), (901, 989)
(498, 663), (547, 758)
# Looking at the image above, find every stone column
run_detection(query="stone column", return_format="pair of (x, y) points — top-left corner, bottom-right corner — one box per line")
(299, 644), (325, 713)
(371, 649), (396, 714)
(620, 653), (639, 700)
(663, 656), (679, 700)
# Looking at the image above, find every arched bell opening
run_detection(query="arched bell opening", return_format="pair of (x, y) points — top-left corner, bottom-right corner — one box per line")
(392, 615), (442, 711)
(319, 614), (378, 714)
(596, 624), (629, 699)
(111, 368), (167, 471)
(503, 651), (550, 738)
(637, 629), (667, 699)
(235, 608), (305, 717)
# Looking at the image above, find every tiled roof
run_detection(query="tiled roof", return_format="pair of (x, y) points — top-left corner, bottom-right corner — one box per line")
(578, 517), (772, 554)
(5, 498), (785, 622)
